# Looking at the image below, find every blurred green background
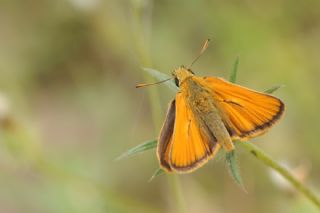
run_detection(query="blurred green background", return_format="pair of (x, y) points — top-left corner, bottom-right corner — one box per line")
(0, 0), (320, 212)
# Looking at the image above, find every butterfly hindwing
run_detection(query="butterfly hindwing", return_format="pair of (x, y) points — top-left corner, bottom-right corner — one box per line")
(157, 100), (176, 172)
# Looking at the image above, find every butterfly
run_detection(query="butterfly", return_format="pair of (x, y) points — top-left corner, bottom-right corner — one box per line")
(138, 40), (285, 173)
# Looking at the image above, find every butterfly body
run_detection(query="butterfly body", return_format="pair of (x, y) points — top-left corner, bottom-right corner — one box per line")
(178, 69), (235, 152)
(157, 66), (285, 173)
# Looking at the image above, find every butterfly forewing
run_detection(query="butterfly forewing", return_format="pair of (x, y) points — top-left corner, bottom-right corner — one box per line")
(200, 77), (285, 140)
(164, 93), (220, 173)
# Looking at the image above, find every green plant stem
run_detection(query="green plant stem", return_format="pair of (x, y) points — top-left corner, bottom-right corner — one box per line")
(168, 175), (186, 213)
(130, 1), (186, 212)
(131, 1), (162, 130)
(239, 142), (320, 209)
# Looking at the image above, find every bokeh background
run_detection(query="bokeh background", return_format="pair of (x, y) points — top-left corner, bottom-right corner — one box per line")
(0, 0), (320, 212)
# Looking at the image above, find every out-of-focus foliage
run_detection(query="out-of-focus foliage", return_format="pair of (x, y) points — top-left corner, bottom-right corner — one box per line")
(0, 0), (319, 212)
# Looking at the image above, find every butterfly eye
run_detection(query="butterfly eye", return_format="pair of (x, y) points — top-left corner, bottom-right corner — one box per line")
(174, 77), (179, 87)
(187, 69), (195, 74)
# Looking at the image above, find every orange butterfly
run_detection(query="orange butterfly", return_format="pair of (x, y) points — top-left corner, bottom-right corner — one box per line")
(138, 40), (285, 173)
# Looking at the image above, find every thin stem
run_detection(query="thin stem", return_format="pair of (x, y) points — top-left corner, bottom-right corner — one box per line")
(130, 1), (186, 212)
(131, 0), (162, 130)
(168, 175), (186, 213)
(239, 142), (320, 209)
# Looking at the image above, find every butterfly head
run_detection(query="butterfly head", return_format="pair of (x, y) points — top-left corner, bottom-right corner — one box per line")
(172, 66), (194, 87)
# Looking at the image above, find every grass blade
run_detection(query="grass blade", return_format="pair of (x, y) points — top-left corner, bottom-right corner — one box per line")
(149, 168), (165, 182)
(115, 139), (157, 161)
(264, 85), (284, 94)
(227, 58), (246, 189)
(229, 56), (239, 83)
(142, 68), (178, 92)
(226, 149), (246, 192)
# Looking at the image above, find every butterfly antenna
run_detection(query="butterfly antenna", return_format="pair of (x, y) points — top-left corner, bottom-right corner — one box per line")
(136, 77), (173, 88)
(188, 39), (211, 69)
